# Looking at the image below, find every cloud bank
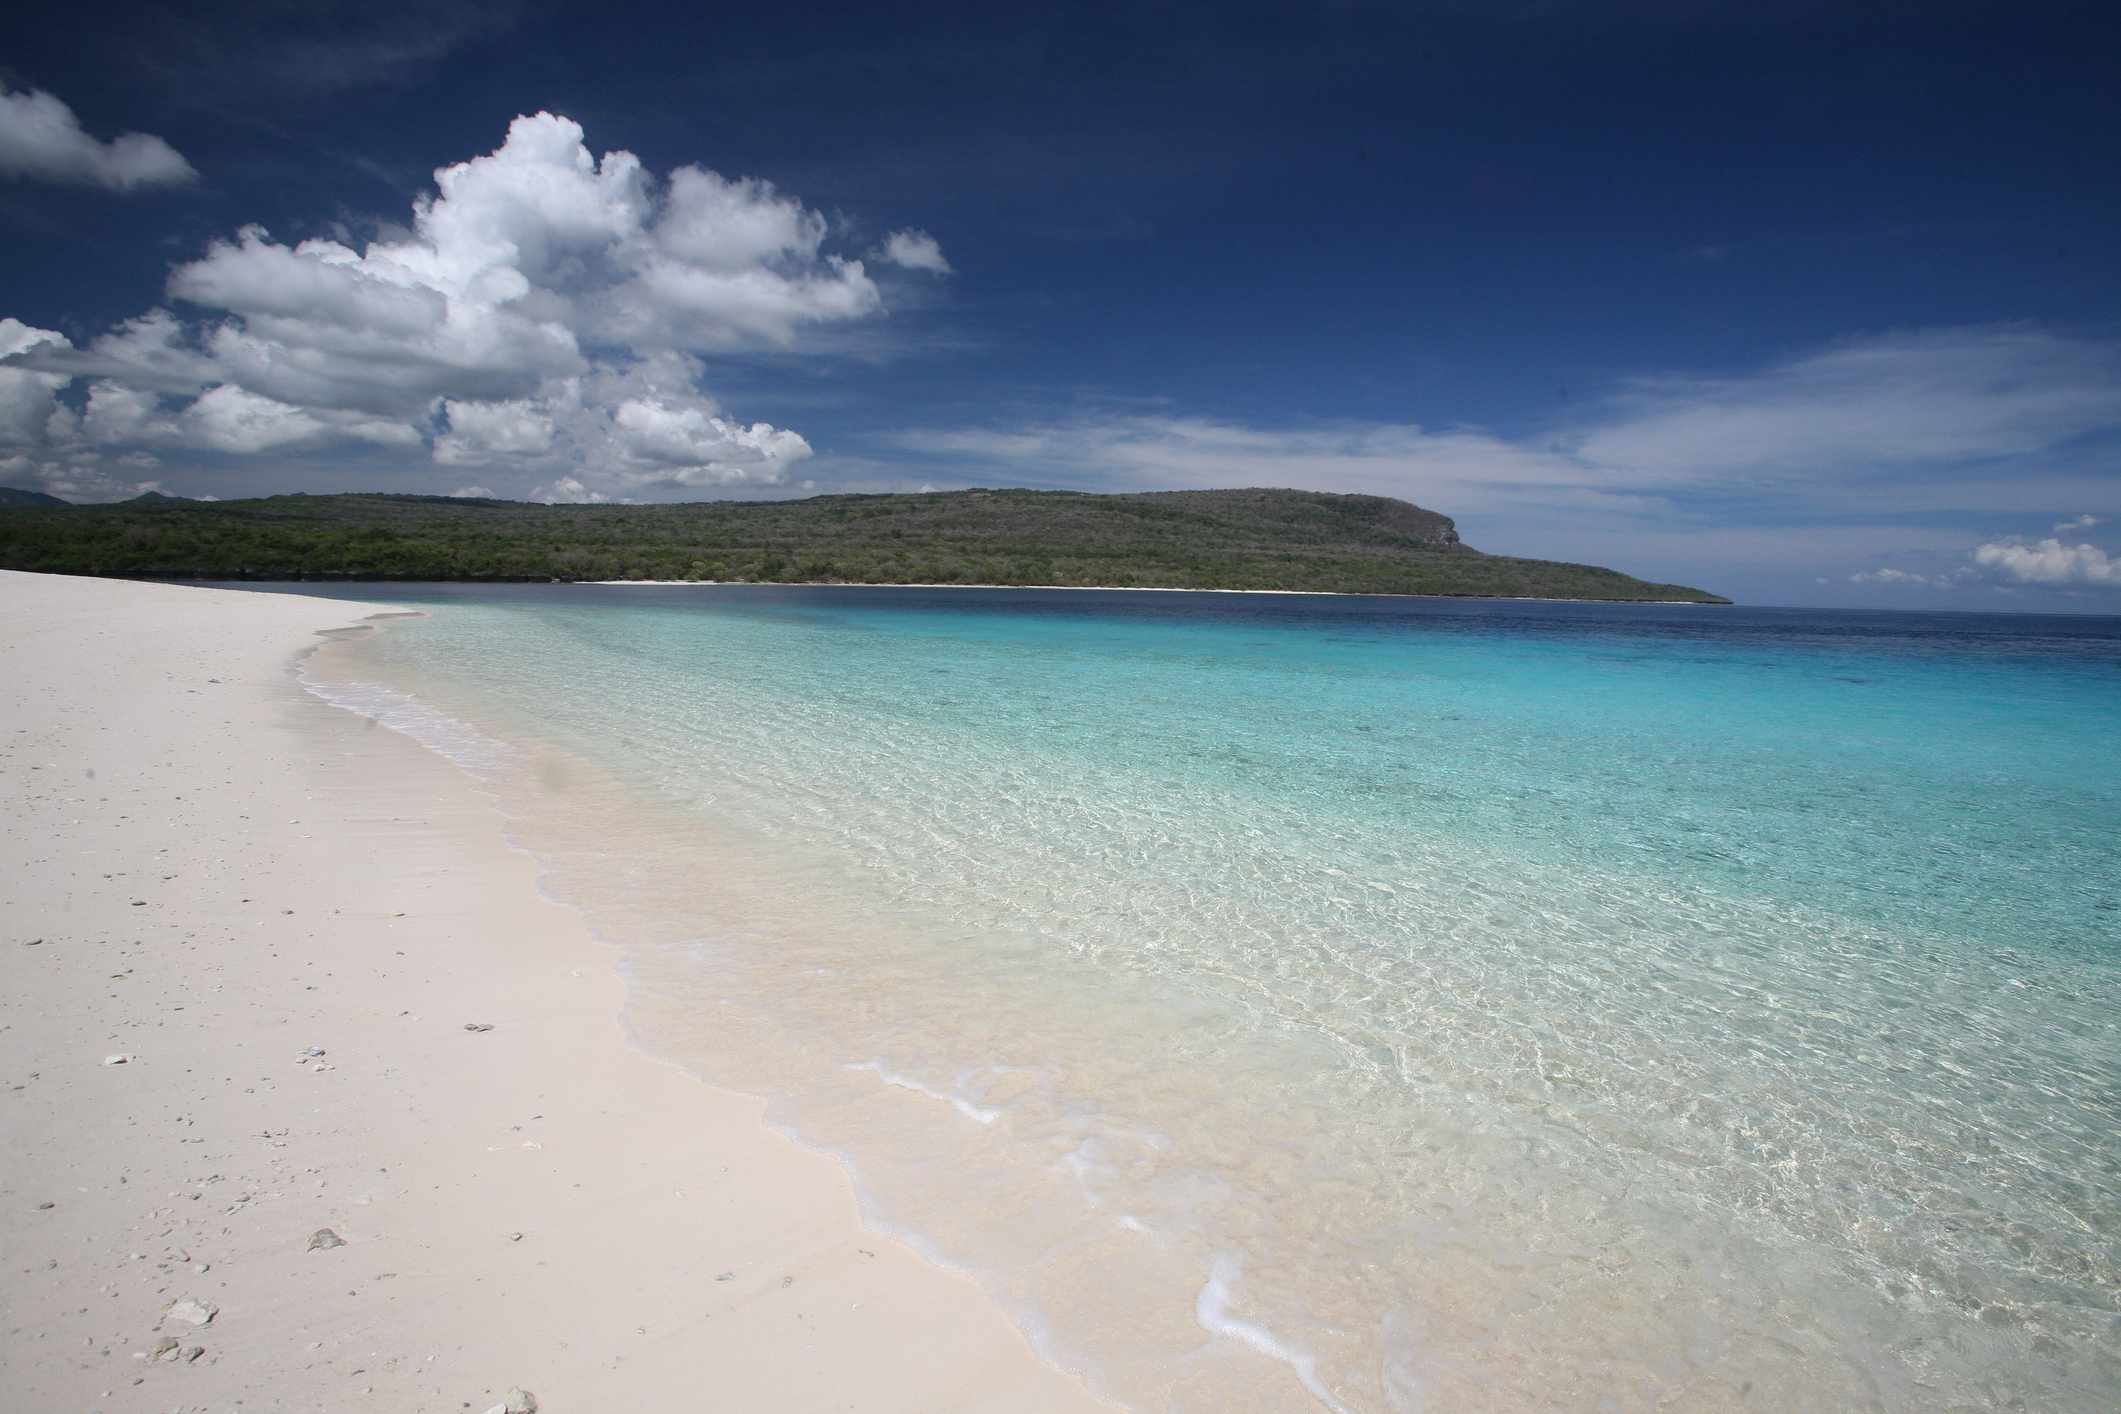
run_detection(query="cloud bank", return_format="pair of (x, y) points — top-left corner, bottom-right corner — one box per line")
(0, 111), (943, 501)
(0, 85), (196, 191)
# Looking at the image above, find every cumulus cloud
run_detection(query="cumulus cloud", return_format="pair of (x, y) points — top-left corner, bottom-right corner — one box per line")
(14, 462), (164, 502)
(435, 398), (554, 464)
(447, 484), (498, 498)
(0, 319), (75, 446)
(0, 111), (903, 499)
(178, 385), (327, 454)
(1849, 512), (2121, 593)
(532, 475), (609, 504)
(175, 384), (420, 454)
(80, 379), (163, 444)
(1971, 536), (2121, 587)
(656, 167), (826, 270)
(0, 84), (196, 191)
(608, 400), (811, 486)
(878, 228), (952, 274)
(64, 371), (417, 457)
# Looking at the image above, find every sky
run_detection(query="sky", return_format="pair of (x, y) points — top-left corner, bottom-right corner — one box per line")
(2, 1), (2117, 607)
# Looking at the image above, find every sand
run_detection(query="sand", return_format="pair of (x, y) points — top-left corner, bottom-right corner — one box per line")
(0, 571), (1106, 1412)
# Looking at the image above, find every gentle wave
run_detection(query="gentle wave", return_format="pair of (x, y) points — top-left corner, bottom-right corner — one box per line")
(300, 672), (515, 775)
(1195, 1257), (1356, 1414)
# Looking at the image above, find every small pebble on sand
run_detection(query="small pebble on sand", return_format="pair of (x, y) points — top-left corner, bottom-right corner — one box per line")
(162, 1297), (216, 1327)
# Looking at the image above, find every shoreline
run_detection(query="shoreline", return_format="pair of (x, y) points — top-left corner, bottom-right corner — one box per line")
(576, 579), (1726, 605)
(65, 572), (1730, 607)
(0, 571), (1105, 1412)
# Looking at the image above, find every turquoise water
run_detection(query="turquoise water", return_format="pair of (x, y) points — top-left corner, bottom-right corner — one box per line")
(291, 585), (2120, 1410)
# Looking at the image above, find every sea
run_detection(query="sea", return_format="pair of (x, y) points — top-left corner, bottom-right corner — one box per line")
(278, 583), (2118, 1411)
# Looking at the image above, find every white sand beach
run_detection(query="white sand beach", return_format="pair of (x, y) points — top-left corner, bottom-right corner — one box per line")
(0, 571), (1104, 1413)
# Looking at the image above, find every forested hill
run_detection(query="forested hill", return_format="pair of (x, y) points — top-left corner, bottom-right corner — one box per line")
(0, 486), (1728, 603)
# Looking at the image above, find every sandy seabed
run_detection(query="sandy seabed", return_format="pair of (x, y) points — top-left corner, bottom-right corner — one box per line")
(0, 571), (1104, 1413)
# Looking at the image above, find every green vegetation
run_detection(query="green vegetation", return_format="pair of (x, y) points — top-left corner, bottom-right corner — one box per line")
(0, 486), (1727, 602)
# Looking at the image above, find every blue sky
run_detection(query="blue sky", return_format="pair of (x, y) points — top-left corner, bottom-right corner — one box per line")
(2, 1), (2117, 606)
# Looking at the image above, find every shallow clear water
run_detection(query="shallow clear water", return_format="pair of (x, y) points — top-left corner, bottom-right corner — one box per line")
(285, 584), (2120, 1410)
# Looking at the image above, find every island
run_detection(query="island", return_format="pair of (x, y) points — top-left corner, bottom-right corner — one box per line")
(0, 486), (1728, 602)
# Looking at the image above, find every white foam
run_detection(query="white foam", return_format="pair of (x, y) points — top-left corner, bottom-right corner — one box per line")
(762, 1117), (979, 1275)
(1195, 1255), (1354, 1414)
(1057, 1138), (1113, 1205)
(300, 675), (515, 775)
(843, 1061), (1001, 1125)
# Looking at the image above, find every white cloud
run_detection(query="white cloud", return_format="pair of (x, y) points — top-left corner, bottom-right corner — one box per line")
(81, 379), (163, 444)
(657, 167), (827, 270)
(0, 110), (910, 499)
(64, 376), (420, 458)
(608, 400), (812, 485)
(435, 398), (554, 464)
(0, 319), (75, 446)
(878, 228), (952, 274)
(890, 328), (2121, 523)
(1849, 567), (1956, 588)
(170, 225), (450, 336)
(1971, 536), (2121, 587)
(57, 309), (218, 395)
(1571, 326), (2121, 483)
(177, 385), (330, 454)
(889, 412), (1647, 519)
(532, 475), (609, 504)
(446, 484), (498, 498)
(1850, 522), (2121, 594)
(0, 84), (196, 191)
(880, 325), (2121, 596)
(0, 447), (161, 503)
